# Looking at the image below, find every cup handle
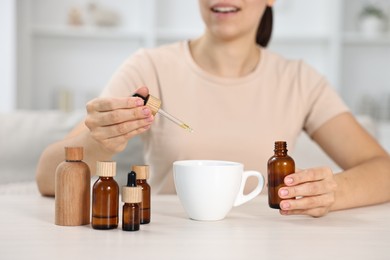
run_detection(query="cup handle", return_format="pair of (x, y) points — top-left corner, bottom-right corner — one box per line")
(233, 171), (264, 207)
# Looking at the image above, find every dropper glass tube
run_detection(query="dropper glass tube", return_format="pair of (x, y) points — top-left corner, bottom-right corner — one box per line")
(157, 109), (194, 132)
(133, 94), (194, 133)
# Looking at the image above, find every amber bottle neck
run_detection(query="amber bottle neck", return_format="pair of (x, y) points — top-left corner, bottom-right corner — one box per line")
(274, 141), (288, 156)
(99, 176), (114, 180)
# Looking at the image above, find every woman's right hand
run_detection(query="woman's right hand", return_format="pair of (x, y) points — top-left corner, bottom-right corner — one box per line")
(84, 87), (154, 153)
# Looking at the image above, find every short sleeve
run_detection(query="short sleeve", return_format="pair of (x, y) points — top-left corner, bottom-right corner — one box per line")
(300, 62), (350, 136)
(100, 49), (159, 98)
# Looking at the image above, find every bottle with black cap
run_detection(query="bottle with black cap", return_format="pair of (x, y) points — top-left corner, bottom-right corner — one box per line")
(122, 171), (142, 231)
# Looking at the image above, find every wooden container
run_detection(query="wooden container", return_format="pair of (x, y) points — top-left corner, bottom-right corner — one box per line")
(55, 147), (91, 226)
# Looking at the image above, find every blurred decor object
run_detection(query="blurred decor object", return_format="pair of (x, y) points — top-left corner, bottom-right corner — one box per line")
(68, 7), (83, 26)
(358, 3), (387, 36)
(357, 94), (378, 119)
(88, 3), (120, 27)
(57, 88), (74, 112)
(357, 92), (390, 121)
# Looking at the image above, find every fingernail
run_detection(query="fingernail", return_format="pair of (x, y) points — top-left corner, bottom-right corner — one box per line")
(280, 210), (288, 215)
(142, 107), (151, 116)
(285, 177), (293, 184)
(280, 189), (288, 197)
(135, 98), (144, 106)
(145, 115), (153, 122)
(281, 202), (290, 209)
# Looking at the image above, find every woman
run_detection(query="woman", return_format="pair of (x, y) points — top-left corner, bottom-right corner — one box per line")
(36, 0), (390, 217)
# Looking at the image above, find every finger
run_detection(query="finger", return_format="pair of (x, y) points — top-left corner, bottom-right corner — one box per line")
(105, 124), (151, 143)
(86, 96), (144, 113)
(134, 86), (149, 99)
(279, 180), (336, 198)
(96, 106), (153, 126)
(97, 124), (152, 153)
(100, 115), (154, 138)
(280, 207), (329, 217)
(280, 194), (335, 211)
(284, 167), (332, 186)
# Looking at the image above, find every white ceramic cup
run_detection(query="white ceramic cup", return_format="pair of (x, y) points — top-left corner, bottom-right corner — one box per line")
(173, 160), (264, 221)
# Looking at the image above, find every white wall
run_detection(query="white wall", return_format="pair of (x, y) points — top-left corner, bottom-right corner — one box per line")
(0, 0), (16, 112)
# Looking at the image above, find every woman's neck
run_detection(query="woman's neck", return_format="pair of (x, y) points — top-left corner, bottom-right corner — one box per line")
(189, 35), (260, 78)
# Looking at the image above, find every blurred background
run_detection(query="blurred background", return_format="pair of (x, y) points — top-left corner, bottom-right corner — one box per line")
(1, 0), (390, 149)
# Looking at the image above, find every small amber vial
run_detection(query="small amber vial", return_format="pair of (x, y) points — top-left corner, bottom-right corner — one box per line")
(92, 161), (119, 230)
(268, 141), (295, 209)
(132, 165), (151, 224)
(122, 171), (142, 232)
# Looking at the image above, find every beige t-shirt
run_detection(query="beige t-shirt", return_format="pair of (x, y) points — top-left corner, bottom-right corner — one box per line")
(101, 41), (349, 194)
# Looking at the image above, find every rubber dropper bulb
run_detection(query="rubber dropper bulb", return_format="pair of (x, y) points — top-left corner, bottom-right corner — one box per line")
(127, 171), (137, 187)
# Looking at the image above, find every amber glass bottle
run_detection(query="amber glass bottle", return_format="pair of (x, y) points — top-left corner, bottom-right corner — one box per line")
(132, 165), (151, 224)
(92, 161), (119, 230)
(122, 171), (142, 231)
(268, 141), (295, 209)
(55, 147), (90, 226)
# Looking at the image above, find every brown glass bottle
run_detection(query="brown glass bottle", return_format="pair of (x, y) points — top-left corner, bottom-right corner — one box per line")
(122, 171), (142, 231)
(92, 161), (119, 230)
(268, 141), (295, 209)
(132, 165), (151, 224)
(55, 147), (90, 226)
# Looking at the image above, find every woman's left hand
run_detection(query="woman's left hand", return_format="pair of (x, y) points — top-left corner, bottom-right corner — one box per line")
(278, 167), (338, 217)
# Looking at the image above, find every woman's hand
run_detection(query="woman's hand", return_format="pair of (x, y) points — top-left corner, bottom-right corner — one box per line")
(84, 87), (154, 153)
(278, 167), (338, 217)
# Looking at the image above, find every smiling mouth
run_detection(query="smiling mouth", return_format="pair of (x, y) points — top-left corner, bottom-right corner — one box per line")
(211, 6), (240, 13)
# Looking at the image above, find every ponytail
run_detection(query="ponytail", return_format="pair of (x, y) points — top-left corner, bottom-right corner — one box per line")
(256, 6), (273, 47)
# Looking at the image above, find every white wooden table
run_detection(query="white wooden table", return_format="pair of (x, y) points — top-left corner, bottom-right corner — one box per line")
(1, 182), (389, 260)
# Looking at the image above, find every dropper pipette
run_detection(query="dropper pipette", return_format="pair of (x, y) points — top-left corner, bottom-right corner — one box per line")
(157, 108), (194, 132)
(132, 94), (194, 133)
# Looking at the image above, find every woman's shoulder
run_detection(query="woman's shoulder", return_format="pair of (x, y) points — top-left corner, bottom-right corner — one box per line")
(119, 41), (186, 73)
(261, 48), (324, 82)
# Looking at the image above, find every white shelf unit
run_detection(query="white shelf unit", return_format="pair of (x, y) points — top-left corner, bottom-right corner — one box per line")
(343, 32), (390, 45)
(16, 0), (205, 110)
(339, 0), (390, 122)
(31, 25), (144, 40)
(16, 0), (390, 118)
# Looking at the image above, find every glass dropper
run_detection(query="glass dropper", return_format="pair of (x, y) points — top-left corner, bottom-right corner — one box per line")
(132, 94), (194, 133)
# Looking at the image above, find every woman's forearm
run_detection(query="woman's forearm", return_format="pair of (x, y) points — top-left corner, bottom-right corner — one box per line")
(331, 155), (390, 211)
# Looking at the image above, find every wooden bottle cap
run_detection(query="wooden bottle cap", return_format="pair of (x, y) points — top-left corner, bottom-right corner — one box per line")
(96, 161), (116, 177)
(131, 165), (150, 180)
(145, 95), (161, 116)
(122, 186), (142, 203)
(65, 147), (83, 161)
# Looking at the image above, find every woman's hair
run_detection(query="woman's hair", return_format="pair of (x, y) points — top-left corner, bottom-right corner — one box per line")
(256, 6), (273, 47)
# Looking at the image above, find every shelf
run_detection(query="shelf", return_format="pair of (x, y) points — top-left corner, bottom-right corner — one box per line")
(343, 32), (390, 45)
(31, 25), (144, 40)
(156, 28), (203, 41)
(270, 34), (331, 45)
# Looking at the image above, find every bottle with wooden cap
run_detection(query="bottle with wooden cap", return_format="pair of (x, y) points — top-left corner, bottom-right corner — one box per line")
(122, 171), (142, 231)
(55, 147), (90, 226)
(132, 165), (151, 224)
(92, 161), (119, 230)
(267, 141), (295, 209)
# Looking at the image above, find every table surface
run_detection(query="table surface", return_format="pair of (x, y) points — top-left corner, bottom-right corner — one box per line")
(1, 182), (389, 260)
